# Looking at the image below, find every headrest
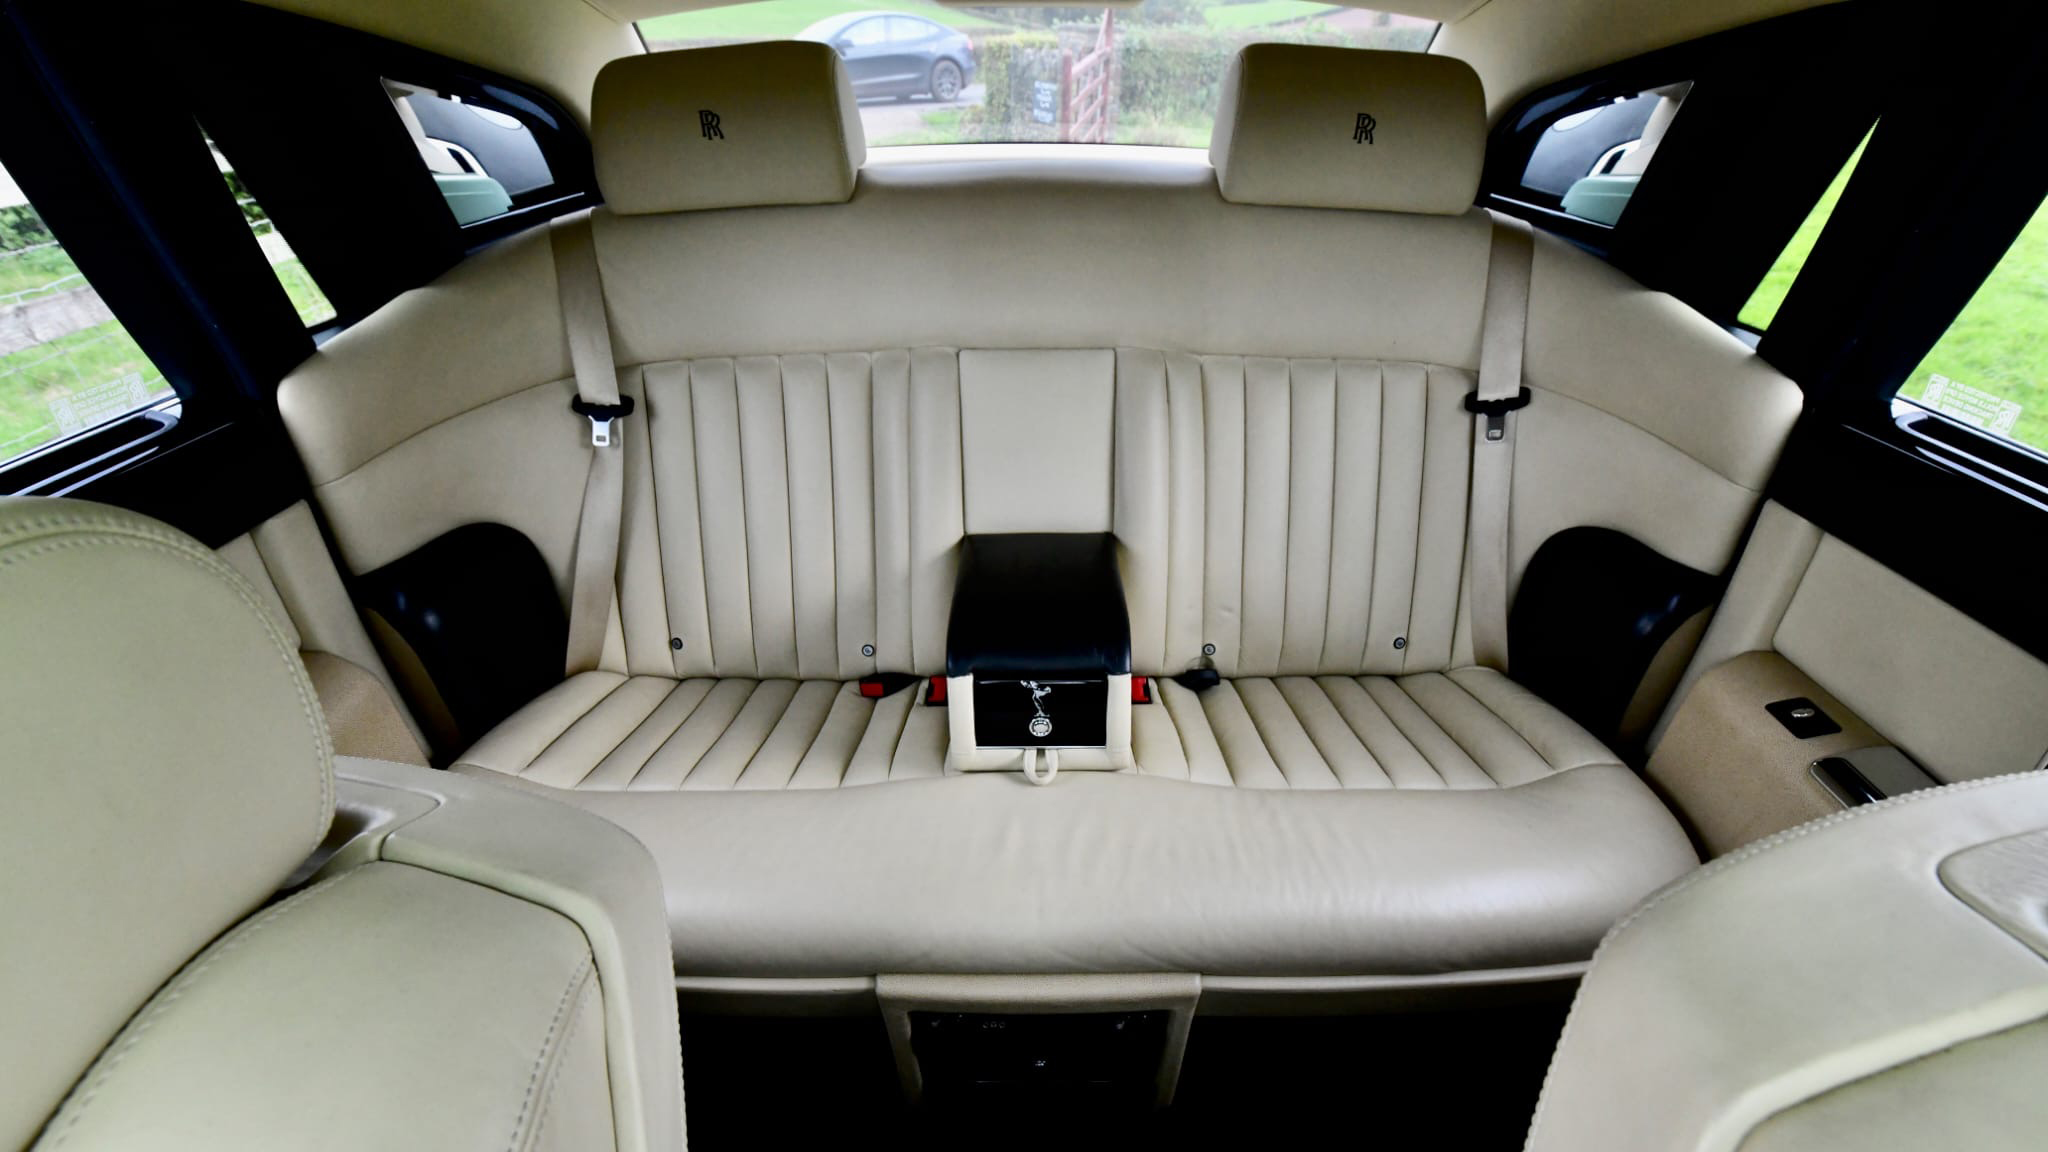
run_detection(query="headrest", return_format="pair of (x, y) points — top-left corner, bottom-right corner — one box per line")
(592, 41), (866, 215)
(0, 497), (331, 1148)
(1209, 44), (1485, 215)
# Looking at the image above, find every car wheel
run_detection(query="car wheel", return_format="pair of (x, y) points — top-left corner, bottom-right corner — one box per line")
(930, 60), (963, 103)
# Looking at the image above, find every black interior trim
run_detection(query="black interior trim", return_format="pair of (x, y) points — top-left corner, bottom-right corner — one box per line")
(946, 533), (1132, 679)
(79, 417), (307, 549)
(359, 523), (568, 753)
(178, 1), (597, 330)
(1483, 2), (1894, 324)
(1508, 527), (1719, 745)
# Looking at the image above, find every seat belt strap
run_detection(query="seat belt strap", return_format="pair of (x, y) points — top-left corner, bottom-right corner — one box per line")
(1468, 211), (1535, 672)
(551, 211), (630, 677)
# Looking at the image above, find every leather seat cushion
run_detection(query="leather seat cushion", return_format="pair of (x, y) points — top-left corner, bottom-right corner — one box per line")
(451, 661), (1696, 976)
(455, 672), (949, 789)
(462, 665), (1614, 794)
(464, 765), (1696, 978)
(1136, 667), (1621, 789)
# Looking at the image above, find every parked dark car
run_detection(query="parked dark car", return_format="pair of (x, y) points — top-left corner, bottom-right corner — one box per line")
(797, 11), (975, 101)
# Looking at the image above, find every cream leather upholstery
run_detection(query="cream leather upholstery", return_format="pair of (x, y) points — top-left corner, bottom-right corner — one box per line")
(0, 498), (330, 1150)
(476, 764), (1694, 980)
(272, 45), (1810, 1001)
(592, 41), (864, 216)
(458, 673), (949, 788)
(1527, 772), (2048, 1152)
(0, 498), (684, 1151)
(1210, 45), (1485, 214)
(1653, 501), (2048, 781)
(1138, 668), (1618, 789)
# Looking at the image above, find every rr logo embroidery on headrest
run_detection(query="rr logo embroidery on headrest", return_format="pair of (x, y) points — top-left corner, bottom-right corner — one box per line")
(1354, 113), (1376, 144)
(699, 110), (724, 141)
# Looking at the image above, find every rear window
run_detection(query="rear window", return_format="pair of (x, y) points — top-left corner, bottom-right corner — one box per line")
(637, 1), (1438, 148)
(384, 79), (562, 227)
(1514, 81), (1691, 227)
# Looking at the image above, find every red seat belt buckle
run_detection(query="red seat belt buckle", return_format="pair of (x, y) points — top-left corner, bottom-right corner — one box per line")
(858, 673), (918, 699)
(924, 676), (948, 706)
(1132, 676), (1152, 704)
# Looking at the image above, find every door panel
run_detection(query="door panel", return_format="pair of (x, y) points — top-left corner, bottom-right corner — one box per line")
(1648, 500), (2048, 855)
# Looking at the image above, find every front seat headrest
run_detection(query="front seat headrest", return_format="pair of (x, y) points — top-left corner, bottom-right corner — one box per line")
(592, 40), (867, 215)
(0, 496), (331, 1149)
(1209, 43), (1486, 215)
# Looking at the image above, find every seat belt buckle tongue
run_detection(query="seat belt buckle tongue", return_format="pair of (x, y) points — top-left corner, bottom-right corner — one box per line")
(1464, 387), (1531, 443)
(571, 396), (636, 448)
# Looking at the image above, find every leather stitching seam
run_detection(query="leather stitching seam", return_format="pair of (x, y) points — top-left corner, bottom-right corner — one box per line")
(40, 870), (359, 1147)
(511, 958), (597, 1152)
(506, 955), (596, 1152)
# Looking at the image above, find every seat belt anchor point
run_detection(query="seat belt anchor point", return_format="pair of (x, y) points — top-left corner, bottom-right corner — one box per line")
(1465, 386), (1531, 443)
(571, 395), (637, 448)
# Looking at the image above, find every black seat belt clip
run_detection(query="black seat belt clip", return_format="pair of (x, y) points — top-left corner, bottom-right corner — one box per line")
(1464, 387), (1531, 443)
(571, 395), (636, 448)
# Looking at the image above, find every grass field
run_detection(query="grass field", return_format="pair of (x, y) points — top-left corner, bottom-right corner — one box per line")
(1738, 128), (2047, 455)
(639, 0), (1006, 43)
(1738, 132), (1867, 331)
(0, 201), (326, 459)
(1899, 198), (2048, 453)
(0, 242), (81, 304)
(1203, 0), (1334, 29)
(0, 322), (169, 458)
(272, 254), (335, 326)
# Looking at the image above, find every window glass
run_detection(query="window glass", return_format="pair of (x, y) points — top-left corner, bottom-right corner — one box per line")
(0, 161), (174, 464)
(1518, 81), (1690, 227)
(1738, 127), (1872, 331)
(384, 80), (557, 226)
(208, 137), (337, 328)
(841, 17), (889, 46)
(637, 1), (1437, 149)
(1898, 196), (2048, 456)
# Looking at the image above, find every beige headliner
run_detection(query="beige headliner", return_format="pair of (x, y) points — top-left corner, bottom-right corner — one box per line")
(250, 0), (1845, 129)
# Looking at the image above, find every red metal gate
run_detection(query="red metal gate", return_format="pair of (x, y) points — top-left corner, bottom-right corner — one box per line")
(1059, 11), (1117, 144)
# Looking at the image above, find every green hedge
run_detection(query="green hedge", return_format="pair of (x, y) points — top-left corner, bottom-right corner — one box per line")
(0, 204), (54, 255)
(977, 32), (1066, 142)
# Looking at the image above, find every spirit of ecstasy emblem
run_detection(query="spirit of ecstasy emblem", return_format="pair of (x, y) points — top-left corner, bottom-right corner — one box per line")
(1024, 680), (1053, 739)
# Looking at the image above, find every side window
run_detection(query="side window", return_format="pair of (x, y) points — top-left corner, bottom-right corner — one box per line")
(886, 17), (927, 43)
(0, 162), (174, 465)
(1517, 82), (1691, 227)
(207, 135), (336, 328)
(385, 80), (558, 227)
(1897, 195), (2048, 456)
(841, 18), (888, 47)
(1737, 127), (1873, 331)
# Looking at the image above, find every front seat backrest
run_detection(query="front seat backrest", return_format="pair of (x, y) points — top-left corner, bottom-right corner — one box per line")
(0, 498), (332, 1149)
(1526, 772), (2048, 1151)
(0, 497), (683, 1151)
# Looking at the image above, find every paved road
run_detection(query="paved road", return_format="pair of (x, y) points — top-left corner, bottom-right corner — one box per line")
(856, 84), (985, 144)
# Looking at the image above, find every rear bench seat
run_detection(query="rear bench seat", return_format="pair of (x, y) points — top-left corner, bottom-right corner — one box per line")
(278, 43), (1800, 1002)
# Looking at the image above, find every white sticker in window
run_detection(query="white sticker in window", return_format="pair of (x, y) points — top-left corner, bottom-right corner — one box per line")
(50, 372), (151, 435)
(1923, 374), (2023, 436)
